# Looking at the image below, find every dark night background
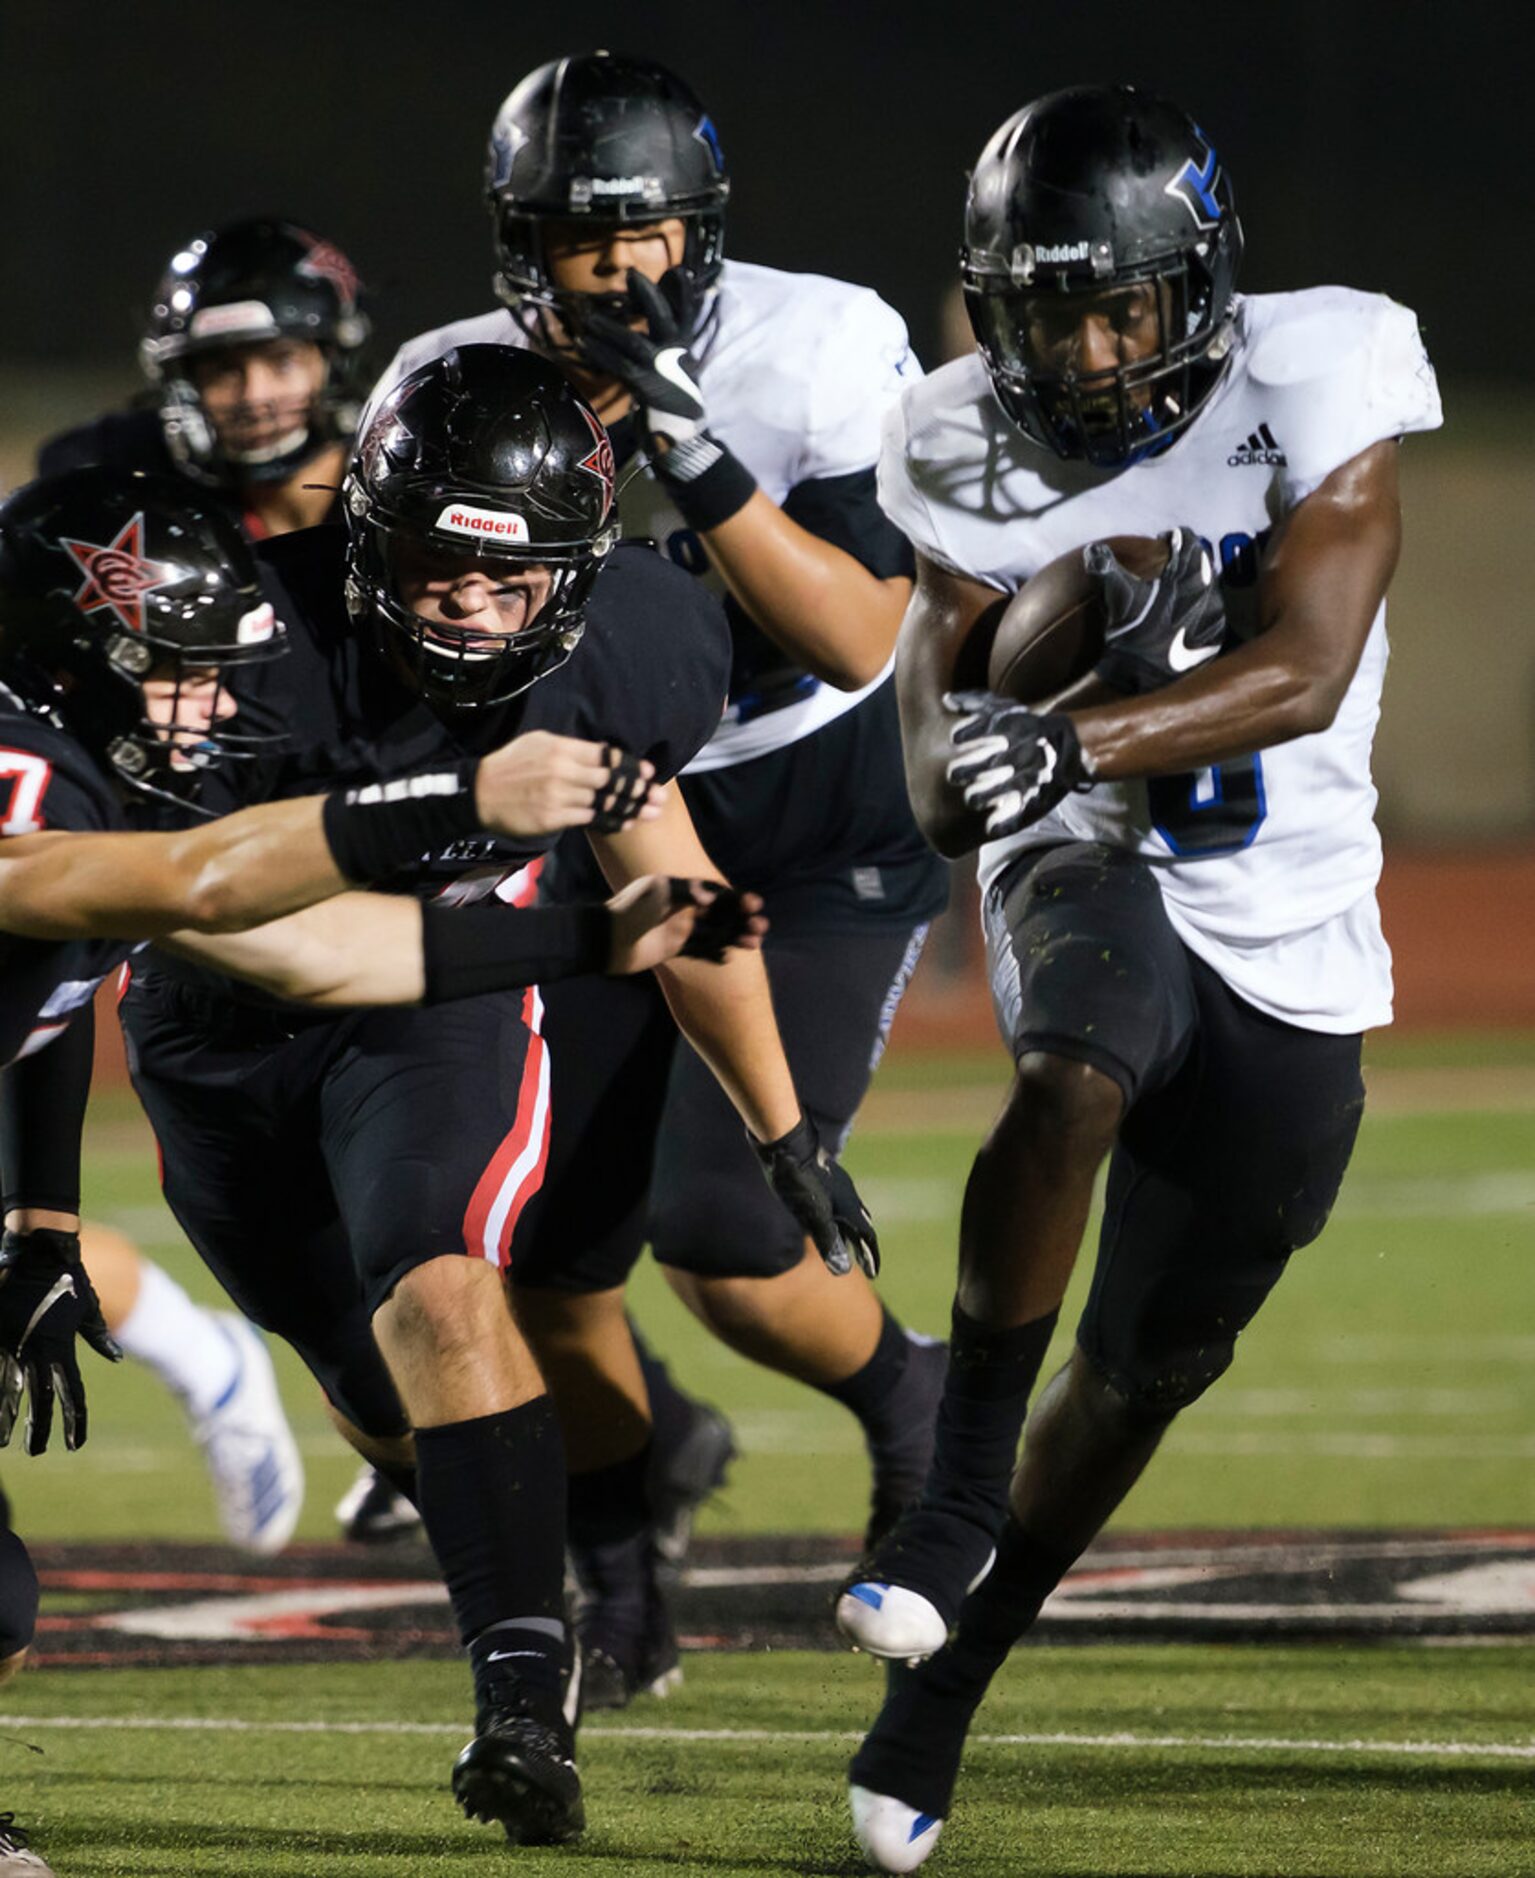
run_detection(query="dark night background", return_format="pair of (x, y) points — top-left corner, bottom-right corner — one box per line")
(1, 1), (1526, 384)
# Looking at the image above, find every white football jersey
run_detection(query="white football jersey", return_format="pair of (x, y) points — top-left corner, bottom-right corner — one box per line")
(375, 260), (921, 771)
(879, 288), (1443, 1032)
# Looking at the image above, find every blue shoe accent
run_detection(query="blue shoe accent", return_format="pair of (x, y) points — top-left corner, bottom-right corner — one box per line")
(207, 1321), (245, 1414)
(910, 1814), (939, 1842)
(849, 1583), (886, 1611)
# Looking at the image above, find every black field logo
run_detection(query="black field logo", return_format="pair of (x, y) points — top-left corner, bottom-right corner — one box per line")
(1229, 422), (1286, 467)
(27, 1529), (1535, 1668)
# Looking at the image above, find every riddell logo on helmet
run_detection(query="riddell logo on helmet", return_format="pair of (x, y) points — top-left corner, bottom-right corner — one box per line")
(588, 175), (659, 195)
(189, 300), (277, 340)
(434, 503), (530, 543)
(1035, 242), (1092, 264)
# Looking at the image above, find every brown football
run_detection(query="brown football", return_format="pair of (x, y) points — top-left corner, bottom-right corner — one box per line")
(984, 534), (1170, 704)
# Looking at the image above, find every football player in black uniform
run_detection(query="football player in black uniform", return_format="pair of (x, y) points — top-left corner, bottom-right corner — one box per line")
(111, 344), (874, 1845)
(41, 219), (368, 542)
(0, 464), (709, 1778)
(34, 219), (379, 1540)
(379, 51), (950, 1707)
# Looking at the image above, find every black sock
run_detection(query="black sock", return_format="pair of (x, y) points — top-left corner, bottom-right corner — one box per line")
(824, 1307), (912, 1423)
(849, 1522), (1075, 1818)
(825, 1311), (949, 1508)
(370, 1455), (420, 1509)
(952, 1518), (1077, 1667)
(567, 1442), (652, 1547)
(920, 1305), (1059, 1534)
(414, 1398), (568, 1707)
(567, 1443), (654, 1665)
(630, 1324), (695, 1459)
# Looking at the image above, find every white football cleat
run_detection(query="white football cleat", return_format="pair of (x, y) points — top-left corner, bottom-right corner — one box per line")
(836, 1581), (950, 1663)
(191, 1316), (304, 1555)
(837, 1547), (996, 1662)
(850, 1784), (944, 1873)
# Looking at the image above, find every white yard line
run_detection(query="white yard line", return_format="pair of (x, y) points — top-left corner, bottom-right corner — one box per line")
(5, 1713), (1533, 1761)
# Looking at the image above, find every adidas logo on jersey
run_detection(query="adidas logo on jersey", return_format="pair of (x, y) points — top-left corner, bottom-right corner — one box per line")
(1228, 423), (1286, 467)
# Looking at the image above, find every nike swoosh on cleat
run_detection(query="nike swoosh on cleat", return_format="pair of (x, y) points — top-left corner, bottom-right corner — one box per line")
(1167, 627), (1221, 673)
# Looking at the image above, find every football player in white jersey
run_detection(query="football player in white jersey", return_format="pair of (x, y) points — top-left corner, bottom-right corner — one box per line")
(838, 85), (1442, 1872)
(375, 51), (950, 1707)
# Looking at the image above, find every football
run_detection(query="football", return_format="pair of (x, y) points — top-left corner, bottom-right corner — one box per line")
(985, 534), (1171, 704)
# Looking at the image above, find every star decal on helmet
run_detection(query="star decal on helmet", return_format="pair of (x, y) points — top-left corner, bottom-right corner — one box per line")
(296, 233), (361, 310)
(576, 404), (617, 512)
(61, 513), (177, 635)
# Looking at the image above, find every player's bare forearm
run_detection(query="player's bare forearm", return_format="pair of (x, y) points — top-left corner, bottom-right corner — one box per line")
(896, 555), (1006, 858)
(588, 794), (800, 1142)
(1072, 441), (1403, 781)
(159, 893), (427, 1006)
(653, 950), (800, 1141)
(703, 492), (908, 690)
(0, 797), (346, 942)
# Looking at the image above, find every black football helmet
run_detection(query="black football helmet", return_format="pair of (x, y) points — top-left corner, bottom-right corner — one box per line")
(485, 51), (728, 351)
(0, 467), (287, 807)
(139, 218), (372, 488)
(961, 87), (1244, 466)
(343, 344), (619, 710)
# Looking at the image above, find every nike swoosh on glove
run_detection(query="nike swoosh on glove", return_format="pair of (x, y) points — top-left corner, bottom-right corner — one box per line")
(0, 1227), (123, 1454)
(575, 267), (709, 454)
(944, 691), (1092, 838)
(1090, 526), (1230, 695)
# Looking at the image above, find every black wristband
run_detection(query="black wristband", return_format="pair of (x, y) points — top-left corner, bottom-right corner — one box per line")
(657, 438), (758, 531)
(322, 762), (484, 885)
(420, 901), (611, 1003)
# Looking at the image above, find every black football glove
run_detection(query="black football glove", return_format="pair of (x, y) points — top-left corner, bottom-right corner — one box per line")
(577, 268), (712, 466)
(589, 745), (652, 835)
(0, 1227), (123, 1455)
(751, 1114), (880, 1279)
(943, 691), (1092, 838)
(1089, 527), (1229, 696)
(666, 879), (754, 963)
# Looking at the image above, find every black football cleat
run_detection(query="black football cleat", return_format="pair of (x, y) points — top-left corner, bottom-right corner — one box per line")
(452, 1699), (585, 1846)
(334, 1463), (424, 1544)
(650, 1395), (736, 1569)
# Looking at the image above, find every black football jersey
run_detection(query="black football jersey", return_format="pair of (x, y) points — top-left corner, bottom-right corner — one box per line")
(36, 408), (343, 540)
(0, 695), (137, 1065)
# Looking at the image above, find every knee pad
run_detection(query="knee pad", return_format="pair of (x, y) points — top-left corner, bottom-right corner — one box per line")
(0, 1527), (40, 1658)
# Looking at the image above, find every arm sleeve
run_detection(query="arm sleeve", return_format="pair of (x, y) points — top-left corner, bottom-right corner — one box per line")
(0, 997), (93, 1215)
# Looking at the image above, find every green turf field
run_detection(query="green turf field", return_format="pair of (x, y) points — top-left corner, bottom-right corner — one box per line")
(6, 1649), (1533, 1876)
(10, 1036), (1534, 1542)
(3, 1038), (1532, 1874)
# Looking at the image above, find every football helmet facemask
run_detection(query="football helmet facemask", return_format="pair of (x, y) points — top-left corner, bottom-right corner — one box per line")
(343, 344), (619, 711)
(0, 467), (287, 809)
(961, 86), (1244, 467)
(139, 219), (371, 489)
(484, 51), (728, 360)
